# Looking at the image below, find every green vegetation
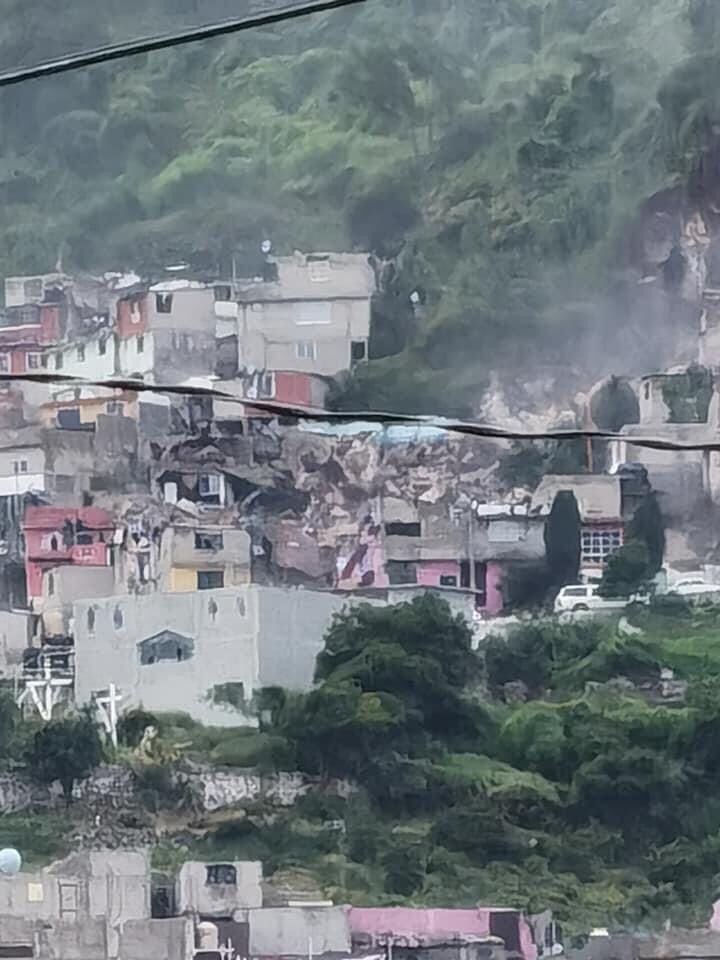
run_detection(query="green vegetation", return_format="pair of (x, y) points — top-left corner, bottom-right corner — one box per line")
(10, 596), (720, 933)
(544, 490), (581, 588)
(29, 711), (104, 801)
(0, 0), (713, 412)
(661, 365), (714, 424)
(191, 597), (720, 932)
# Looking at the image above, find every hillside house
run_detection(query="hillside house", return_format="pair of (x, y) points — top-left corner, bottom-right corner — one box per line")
(235, 252), (374, 378)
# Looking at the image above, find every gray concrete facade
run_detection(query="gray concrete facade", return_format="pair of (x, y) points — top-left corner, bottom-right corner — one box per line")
(73, 586), (354, 724)
(177, 860), (262, 917)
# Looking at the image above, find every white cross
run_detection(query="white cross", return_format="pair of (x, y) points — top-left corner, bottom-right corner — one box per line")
(17, 662), (72, 722)
(95, 684), (125, 748)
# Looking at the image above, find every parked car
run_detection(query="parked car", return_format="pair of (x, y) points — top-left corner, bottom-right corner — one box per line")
(670, 576), (720, 601)
(553, 583), (648, 615)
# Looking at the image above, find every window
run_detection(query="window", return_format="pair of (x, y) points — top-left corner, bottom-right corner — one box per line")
(199, 473), (222, 502)
(13, 460), (27, 474)
(113, 606), (124, 629)
(0, 355), (9, 373)
(156, 293), (173, 313)
(47, 573), (54, 596)
(387, 561), (418, 585)
(488, 520), (522, 543)
(295, 302), (332, 325)
(139, 631), (194, 665)
(27, 353), (40, 369)
(296, 340), (316, 360)
(49, 535), (59, 551)
(206, 864), (237, 886)
(136, 335), (144, 354)
(76, 345), (85, 362)
(214, 284), (232, 301)
(385, 521), (421, 537)
(55, 351), (64, 370)
(440, 574), (458, 587)
(197, 570), (224, 590)
(24, 279), (42, 302)
(460, 561), (487, 605)
(308, 257), (330, 281)
(195, 531), (224, 551)
(644, 382), (650, 400)
(106, 401), (124, 415)
(563, 586), (589, 598)
(87, 607), (95, 634)
(351, 340), (367, 361)
(98, 338), (107, 356)
(581, 528), (622, 564)
(130, 299), (141, 323)
(58, 882), (78, 920)
(41, 353), (48, 368)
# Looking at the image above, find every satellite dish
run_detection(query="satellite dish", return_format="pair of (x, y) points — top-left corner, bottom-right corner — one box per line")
(261, 240), (272, 255)
(0, 848), (22, 876)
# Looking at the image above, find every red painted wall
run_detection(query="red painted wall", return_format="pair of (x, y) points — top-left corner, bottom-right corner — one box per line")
(117, 295), (149, 339)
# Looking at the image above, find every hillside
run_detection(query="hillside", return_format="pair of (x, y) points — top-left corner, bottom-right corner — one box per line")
(0, 0), (717, 412)
(8, 594), (720, 935)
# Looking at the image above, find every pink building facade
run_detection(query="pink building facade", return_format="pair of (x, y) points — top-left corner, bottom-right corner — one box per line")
(348, 907), (537, 960)
(23, 506), (114, 598)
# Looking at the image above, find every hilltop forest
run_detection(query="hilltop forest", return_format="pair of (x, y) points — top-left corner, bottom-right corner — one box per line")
(0, 0), (718, 411)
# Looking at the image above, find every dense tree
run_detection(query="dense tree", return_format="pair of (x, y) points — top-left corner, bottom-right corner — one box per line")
(544, 491), (582, 587)
(628, 493), (666, 574)
(598, 540), (651, 598)
(591, 377), (640, 432)
(29, 712), (104, 801)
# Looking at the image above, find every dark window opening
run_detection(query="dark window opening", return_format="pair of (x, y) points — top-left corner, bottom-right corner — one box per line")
(387, 560), (418, 585)
(49, 535), (59, 551)
(113, 606), (124, 629)
(198, 570), (224, 590)
(98, 338), (107, 356)
(156, 293), (173, 313)
(440, 574), (458, 587)
(206, 864), (237, 886)
(55, 351), (64, 369)
(76, 533), (92, 545)
(351, 340), (367, 361)
(385, 521), (421, 537)
(139, 632), (194, 666)
(195, 532), (224, 551)
(76, 345), (85, 362)
(137, 335), (145, 353)
(214, 284), (232, 301)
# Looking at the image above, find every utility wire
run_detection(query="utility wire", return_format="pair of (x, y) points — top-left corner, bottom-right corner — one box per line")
(1, 371), (719, 453)
(0, 0), (368, 87)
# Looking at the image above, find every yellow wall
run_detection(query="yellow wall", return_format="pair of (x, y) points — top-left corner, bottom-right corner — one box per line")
(170, 567), (197, 592)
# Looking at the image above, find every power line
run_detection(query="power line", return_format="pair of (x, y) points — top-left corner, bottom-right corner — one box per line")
(0, 0), (369, 88)
(0, 371), (717, 453)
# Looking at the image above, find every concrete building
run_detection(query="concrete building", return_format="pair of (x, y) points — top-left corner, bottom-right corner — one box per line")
(531, 475), (626, 579)
(0, 849), (192, 960)
(177, 860), (262, 917)
(23, 506), (114, 604)
(161, 522), (251, 593)
(249, 906), (351, 958)
(349, 907), (537, 960)
(235, 252), (374, 378)
(73, 586), (355, 725)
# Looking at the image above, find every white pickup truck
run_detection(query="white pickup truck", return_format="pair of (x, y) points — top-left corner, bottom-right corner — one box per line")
(553, 583), (648, 615)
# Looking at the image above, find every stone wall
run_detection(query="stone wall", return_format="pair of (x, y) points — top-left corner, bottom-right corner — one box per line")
(0, 764), (352, 815)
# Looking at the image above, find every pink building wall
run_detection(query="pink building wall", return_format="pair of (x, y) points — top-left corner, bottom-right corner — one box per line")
(348, 908), (491, 941)
(348, 908), (537, 960)
(483, 561), (504, 615)
(417, 560), (460, 587)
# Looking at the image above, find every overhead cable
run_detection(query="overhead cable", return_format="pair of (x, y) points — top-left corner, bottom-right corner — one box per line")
(0, 0), (368, 87)
(3, 371), (719, 453)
